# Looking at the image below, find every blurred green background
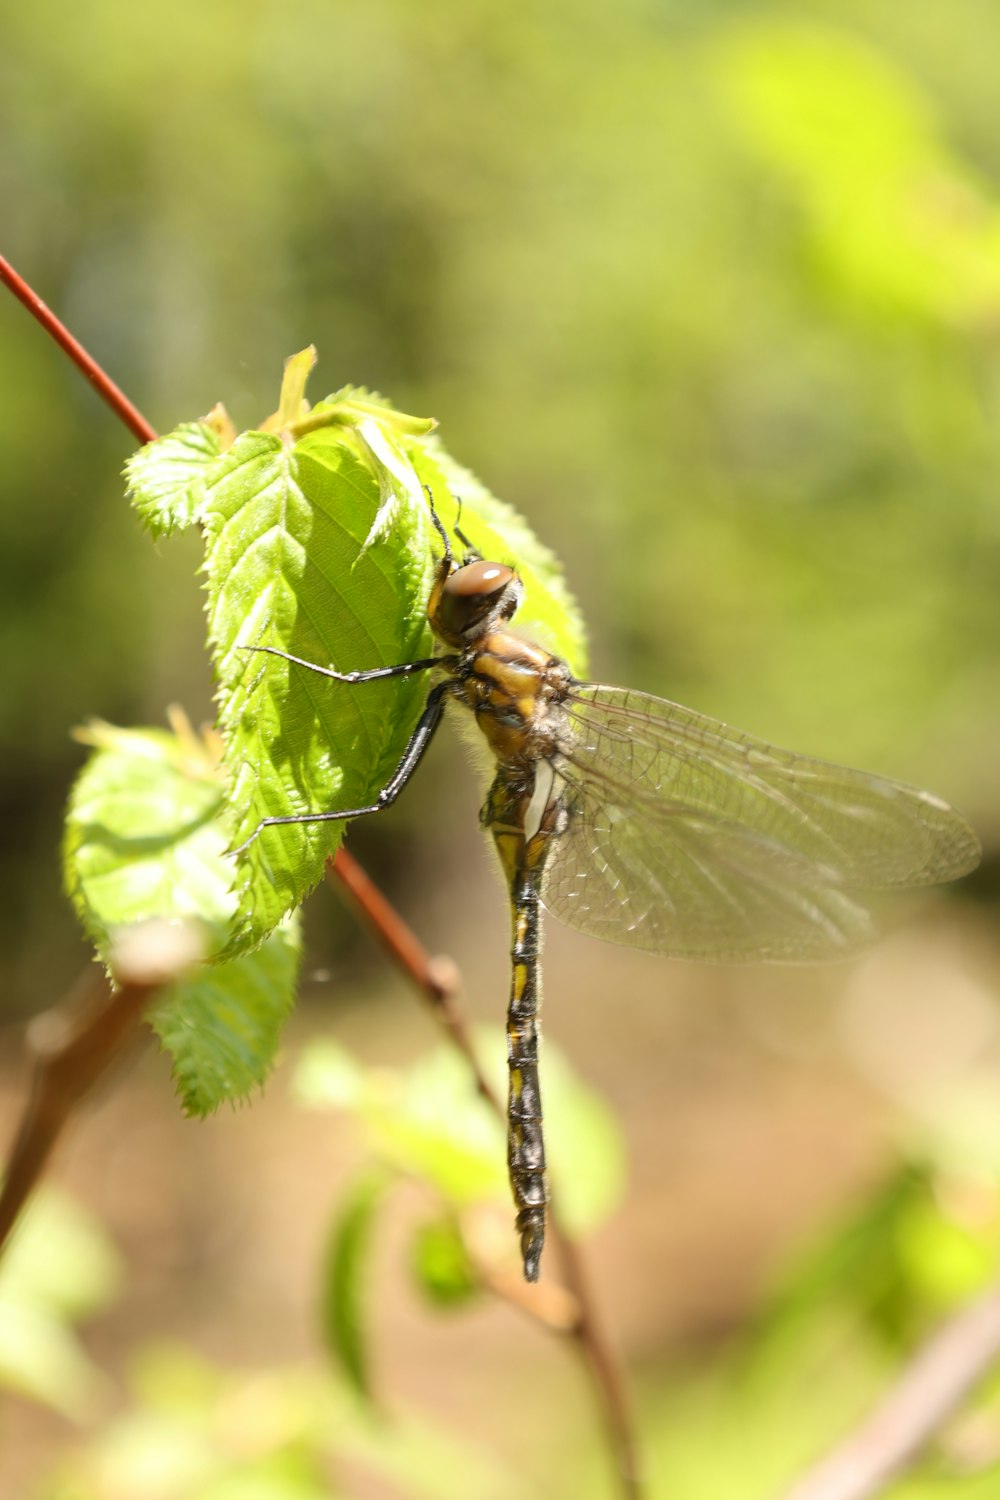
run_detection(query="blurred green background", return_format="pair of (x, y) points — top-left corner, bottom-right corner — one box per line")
(3, 2), (1000, 1496)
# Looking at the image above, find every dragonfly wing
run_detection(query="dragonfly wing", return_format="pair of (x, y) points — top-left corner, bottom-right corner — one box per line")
(539, 684), (980, 962)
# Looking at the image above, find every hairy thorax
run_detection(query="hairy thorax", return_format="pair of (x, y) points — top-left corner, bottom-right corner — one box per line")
(450, 630), (573, 771)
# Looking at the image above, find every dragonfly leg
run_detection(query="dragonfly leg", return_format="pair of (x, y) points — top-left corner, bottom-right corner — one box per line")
(240, 644), (445, 684)
(230, 680), (450, 856)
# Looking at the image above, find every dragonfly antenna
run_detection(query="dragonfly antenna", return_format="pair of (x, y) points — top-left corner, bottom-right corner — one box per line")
(453, 496), (479, 558)
(423, 484), (453, 567)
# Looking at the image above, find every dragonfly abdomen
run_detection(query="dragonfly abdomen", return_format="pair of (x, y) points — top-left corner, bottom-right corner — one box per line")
(507, 868), (547, 1282)
(482, 765), (559, 1282)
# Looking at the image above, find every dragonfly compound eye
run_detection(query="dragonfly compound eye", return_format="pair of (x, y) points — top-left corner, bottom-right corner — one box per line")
(434, 560), (521, 642)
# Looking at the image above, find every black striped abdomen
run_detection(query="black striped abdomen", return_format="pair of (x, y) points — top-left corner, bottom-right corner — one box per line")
(507, 869), (546, 1281)
(482, 761), (563, 1282)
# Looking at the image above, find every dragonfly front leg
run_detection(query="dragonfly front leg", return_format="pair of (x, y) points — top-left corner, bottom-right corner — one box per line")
(231, 679), (450, 855)
(239, 644), (449, 684)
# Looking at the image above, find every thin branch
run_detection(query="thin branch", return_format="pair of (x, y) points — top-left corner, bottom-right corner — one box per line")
(778, 1279), (1000, 1500)
(326, 855), (645, 1498)
(553, 1218), (645, 1496)
(0, 921), (203, 1253)
(3, 251), (644, 1499)
(474, 1253), (580, 1330)
(0, 254), (156, 446)
(326, 853), (500, 1112)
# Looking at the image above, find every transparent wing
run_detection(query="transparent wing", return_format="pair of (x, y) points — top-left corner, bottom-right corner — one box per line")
(540, 684), (980, 962)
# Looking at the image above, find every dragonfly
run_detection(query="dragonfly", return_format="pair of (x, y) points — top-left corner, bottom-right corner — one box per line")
(236, 495), (981, 1281)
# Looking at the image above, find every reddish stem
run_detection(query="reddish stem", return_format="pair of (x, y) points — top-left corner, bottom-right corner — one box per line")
(0, 255), (156, 445)
(325, 854), (498, 1110)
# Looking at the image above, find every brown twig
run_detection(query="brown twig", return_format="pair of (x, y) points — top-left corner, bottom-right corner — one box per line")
(3, 250), (643, 1499)
(326, 855), (645, 1497)
(0, 254), (156, 446)
(552, 1217), (644, 1495)
(325, 853), (501, 1113)
(778, 1278), (1000, 1500)
(0, 972), (149, 1252)
(0, 921), (203, 1253)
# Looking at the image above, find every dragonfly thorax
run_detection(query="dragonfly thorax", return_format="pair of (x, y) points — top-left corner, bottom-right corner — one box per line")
(430, 558), (524, 646)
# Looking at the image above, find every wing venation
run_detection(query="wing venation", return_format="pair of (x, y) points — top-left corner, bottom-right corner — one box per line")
(538, 683), (979, 962)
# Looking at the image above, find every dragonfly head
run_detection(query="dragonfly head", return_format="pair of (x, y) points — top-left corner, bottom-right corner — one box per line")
(429, 558), (523, 645)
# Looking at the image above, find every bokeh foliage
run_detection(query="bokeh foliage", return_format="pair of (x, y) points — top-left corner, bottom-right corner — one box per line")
(3, 0), (999, 1015)
(3, 0), (1000, 1496)
(14, 1045), (1000, 1500)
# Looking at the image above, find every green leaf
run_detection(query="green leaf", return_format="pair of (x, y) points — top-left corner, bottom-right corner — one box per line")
(63, 720), (302, 1113)
(272, 345), (317, 429)
(295, 1031), (624, 1235)
(0, 1299), (109, 1420)
(361, 1031), (625, 1233)
(321, 1171), (388, 1401)
(125, 421), (223, 537)
(410, 1218), (480, 1309)
(206, 428), (436, 954)
(897, 1188), (1000, 1310)
(294, 1037), (507, 1206)
(201, 354), (586, 955)
(0, 1188), (121, 1418)
(0, 1189), (121, 1321)
(311, 384), (438, 437)
(64, 720), (233, 947)
(291, 1039), (366, 1112)
(151, 914), (300, 1115)
(362, 1042), (508, 1206)
(753, 1163), (995, 1354)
